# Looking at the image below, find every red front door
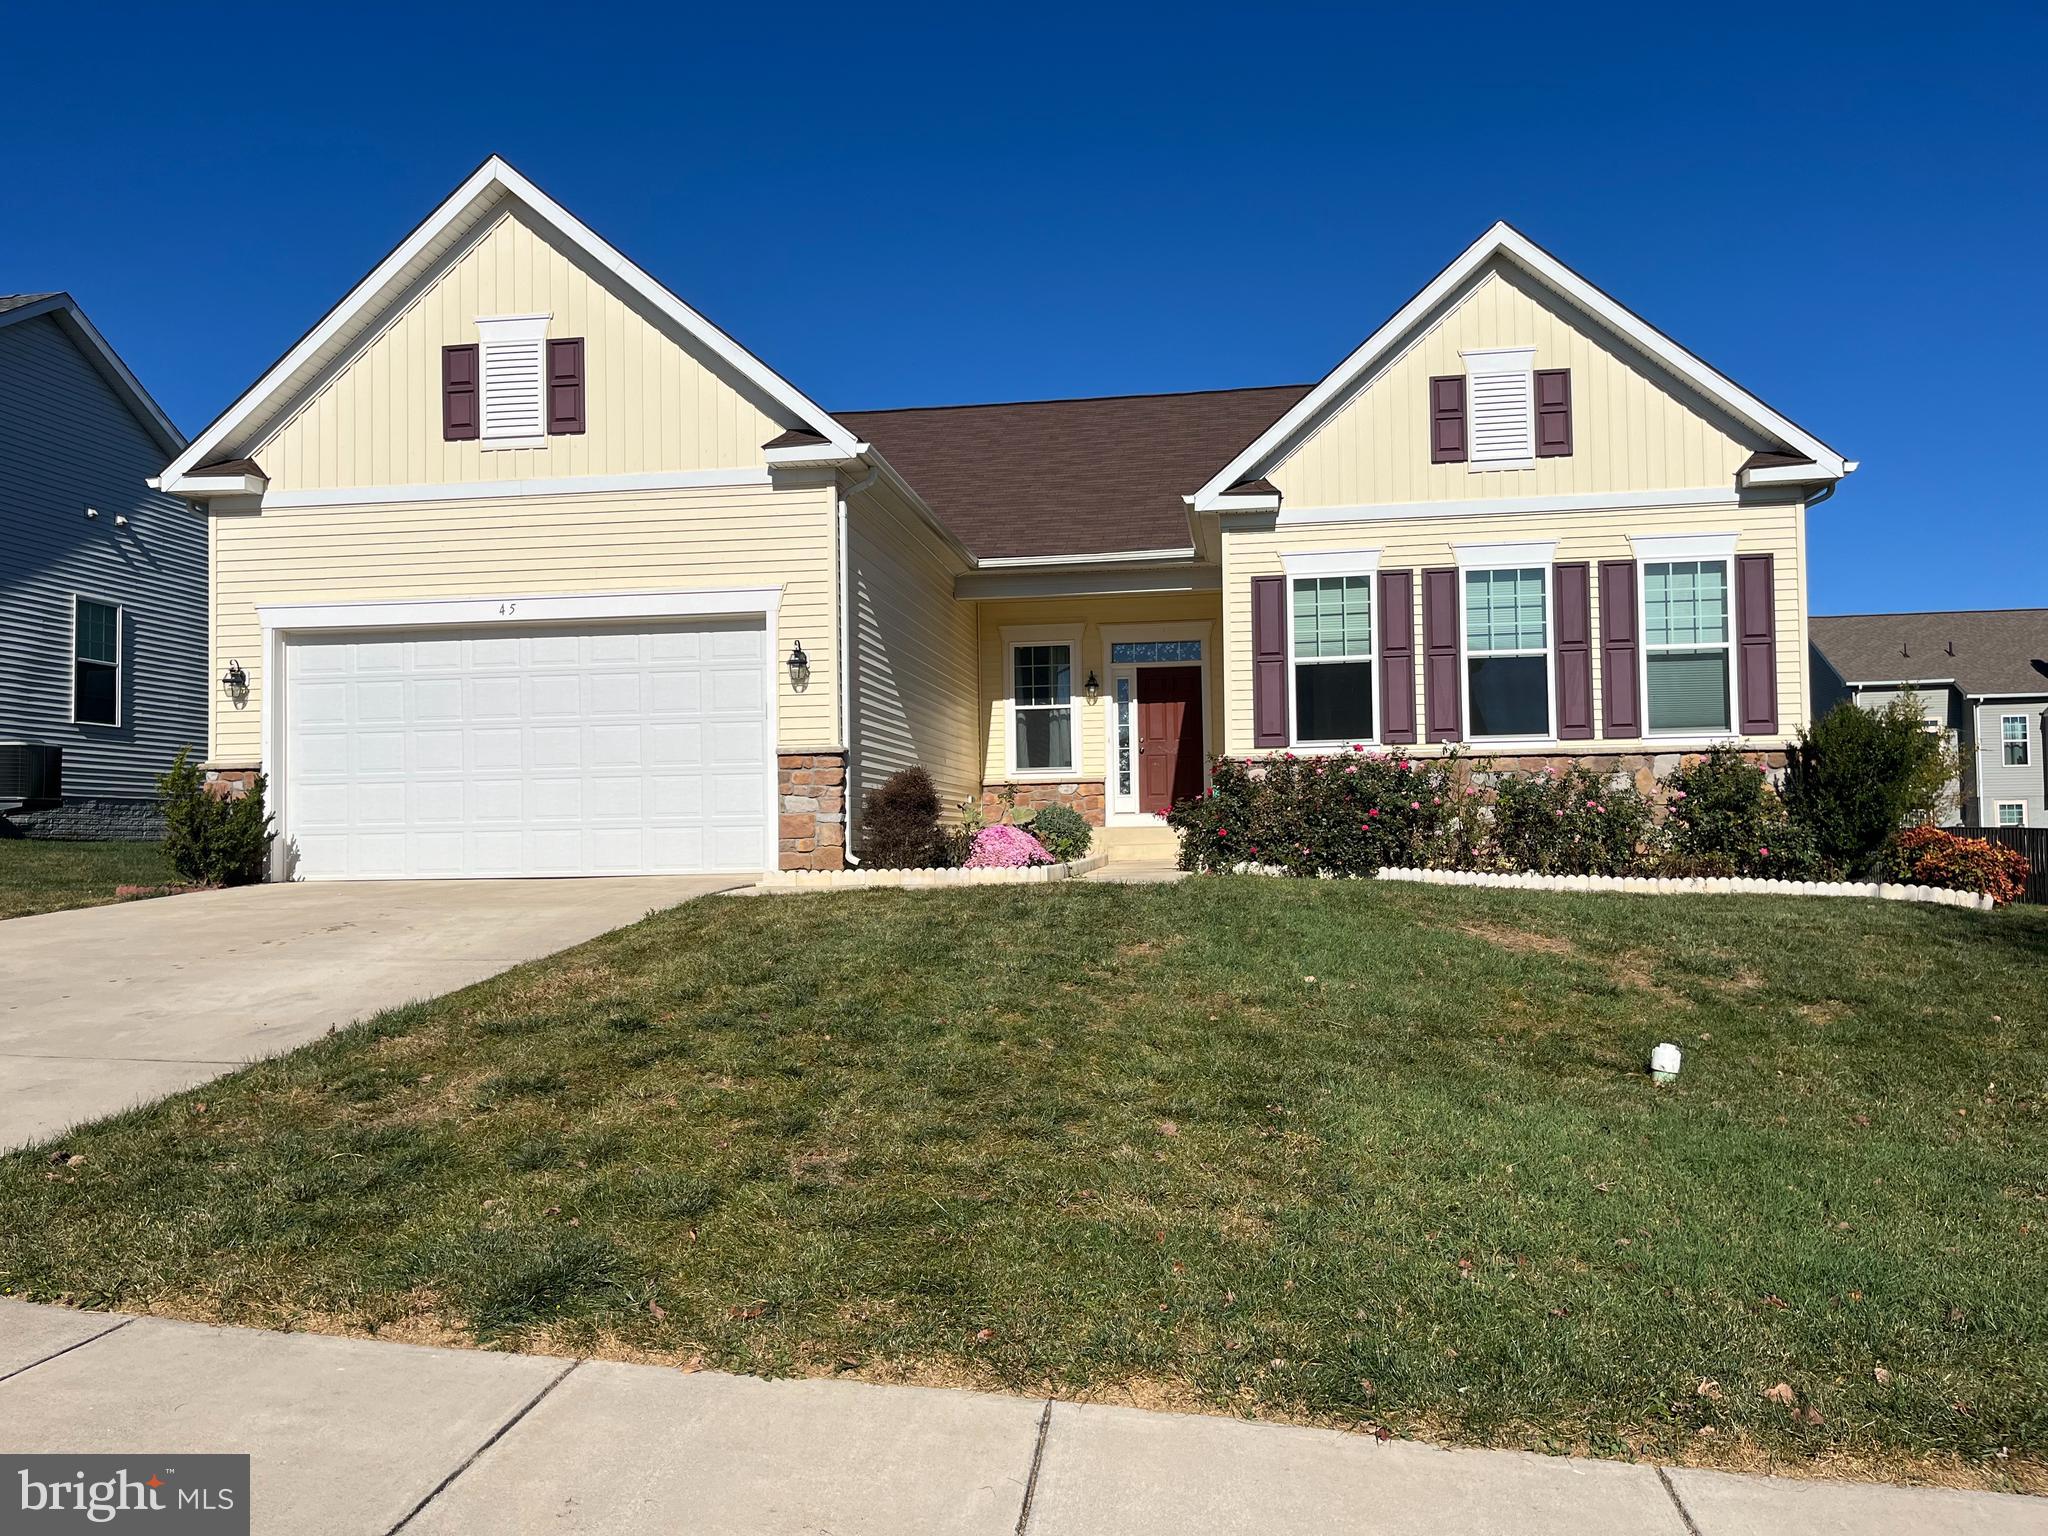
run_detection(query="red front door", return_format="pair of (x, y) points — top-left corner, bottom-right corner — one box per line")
(1137, 666), (1204, 814)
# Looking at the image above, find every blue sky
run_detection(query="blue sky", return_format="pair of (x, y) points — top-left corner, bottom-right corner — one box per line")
(5, 2), (2042, 615)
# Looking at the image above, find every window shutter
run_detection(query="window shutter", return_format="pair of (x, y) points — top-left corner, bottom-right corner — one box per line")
(1535, 368), (1572, 457)
(547, 337), (585, 435)
(1736, 553), (1778, 735)
(1252, 575), (1288, 748)
(1598, 560), (1640, 738)
(442, 344), (479, 441)
(1429, 376), (1467, 464)
(1378, 569), (1417, 745)
(1422, 567), (1462, 742)
(1553, 562), (1593, 739)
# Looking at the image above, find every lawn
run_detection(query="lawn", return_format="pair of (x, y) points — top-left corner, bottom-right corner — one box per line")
(2, 880), (2042, 1489)
(0, 839), (174, 920)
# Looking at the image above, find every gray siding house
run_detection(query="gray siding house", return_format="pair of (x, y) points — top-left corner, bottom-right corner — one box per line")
(1810, 609), (2048, 829)
(1, 293), (202, 838)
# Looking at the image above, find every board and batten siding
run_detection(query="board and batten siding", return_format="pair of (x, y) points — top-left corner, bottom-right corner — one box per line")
(251, 204), (784, 492)
(844, 475), (980, 826)
(1221, 498), (1809, 754)
(207, 480), (838, 766)
(0, 312), (204, 798)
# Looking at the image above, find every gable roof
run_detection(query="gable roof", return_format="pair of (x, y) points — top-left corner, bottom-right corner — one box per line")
(158, 156), (858, 494)
(841, 384), (1311, 561)
(1811, 610), (2048, 698)
(1191, 221), (1853, 510)
(0, 292), (185, 458)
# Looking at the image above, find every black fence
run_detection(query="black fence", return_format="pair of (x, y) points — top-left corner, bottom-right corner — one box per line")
(1976, 825), (2048, 904)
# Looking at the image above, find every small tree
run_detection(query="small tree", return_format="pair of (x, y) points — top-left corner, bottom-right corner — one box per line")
(1783, 697), (1954, 875)
(157, 749), (274, 886)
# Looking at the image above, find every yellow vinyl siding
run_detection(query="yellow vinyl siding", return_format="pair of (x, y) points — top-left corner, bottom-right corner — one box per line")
(207, 480), (837, 764)
(1221, 499), (1808, 754)
(254, 205), (781, 491)
(1271, 260), (1772, 509)
(846, 475), (980, 822)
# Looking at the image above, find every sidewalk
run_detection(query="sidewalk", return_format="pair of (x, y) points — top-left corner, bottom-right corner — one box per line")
(0, 1300), (2037, 1534)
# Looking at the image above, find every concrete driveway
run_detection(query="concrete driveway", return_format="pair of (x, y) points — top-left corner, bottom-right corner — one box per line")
(0, 876), (740, 1149)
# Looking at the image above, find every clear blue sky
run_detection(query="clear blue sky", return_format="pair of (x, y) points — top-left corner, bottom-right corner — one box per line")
(5, 3), (2042, 615)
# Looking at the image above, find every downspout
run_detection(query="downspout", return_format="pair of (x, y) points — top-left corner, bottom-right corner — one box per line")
(838, 462), (881, 863)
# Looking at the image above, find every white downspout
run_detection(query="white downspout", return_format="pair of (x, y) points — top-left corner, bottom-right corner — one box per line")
(838, 463), (881, 863)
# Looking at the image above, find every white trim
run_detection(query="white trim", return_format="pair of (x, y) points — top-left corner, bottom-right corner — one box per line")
(1001, 625), (1084, 781)
(1740, 460), (1858, 488)
(70, 594), (123, 728)
(1629, 530), (1740, 561)
(1967, 691), (2048, 702)
(1994, 801), (2028, 828)
(764, 441), (865, 468)
(954, 566), (1221, 602)
(1207, 491), (1281, 512)
(1453, 539), (1555, 570)
(1458, 561), (1556, 745)
(260, 466), (771, 509)
(1191, 221), (1848, 510)
(1460, 345), (1537, 373)
(1254, 486), (1743, 529)
(1098, 621), (1214, 822)
(1284, 561), (1381, 751)
(180, 472), (268, 496)
(160, 155), (858, 492)
(474, 313), (550, 339)
(1638, 554), (1738, 741)
(2001, 713), (2032, 767)
(976, 546), (1198, 569)
(1281, 547), (1382, 578)
(0, 295), (185, 458)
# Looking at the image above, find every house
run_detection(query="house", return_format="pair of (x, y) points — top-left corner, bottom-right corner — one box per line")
(1811, 610), (2048, 828)
(154, 157), (1852, 880)
(1, 293), (201, 839)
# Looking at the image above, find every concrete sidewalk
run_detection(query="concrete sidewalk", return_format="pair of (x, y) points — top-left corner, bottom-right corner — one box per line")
(0, 1301), (2037, 1535)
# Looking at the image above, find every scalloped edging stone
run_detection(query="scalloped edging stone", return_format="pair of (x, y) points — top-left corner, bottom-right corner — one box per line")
(1371, 865), (1992, 909)
(753, 852), (1108, 892)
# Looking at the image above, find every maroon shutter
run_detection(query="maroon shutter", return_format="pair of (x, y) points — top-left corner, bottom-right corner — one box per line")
(1252, 575), (1288, 748)
(1429, 376), (1467, 463)
(1378, 569), (1416, 745)
(1736, 553), (1778, 735)
(546, 337), (585, 435)
(1598, 560), (1640, 738)
(1535, 368), (1572, 457)
(1553, 562), (1593, 739)
(442, 344), (479, 441)
(1422, 567), (1462, 742)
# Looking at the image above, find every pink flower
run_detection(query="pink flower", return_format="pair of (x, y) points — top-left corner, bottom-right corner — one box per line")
(1409, 800), (1420, 810)
(963, 824), (1055, 869)
(1672, 790), (1687, 800)
(1368, 808), (1380, 818)
(1759, 846), (1770, 857)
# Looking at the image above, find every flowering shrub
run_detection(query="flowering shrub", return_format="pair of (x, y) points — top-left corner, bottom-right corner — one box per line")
(1894, 825), (2030, 905)
(962, 823), (1054, 869)
(1167, 750), (1469, 876)
(1026, 803), (1093, 863)
(1659, 748), (1823, 878)
(1489, 764), (1652, 876)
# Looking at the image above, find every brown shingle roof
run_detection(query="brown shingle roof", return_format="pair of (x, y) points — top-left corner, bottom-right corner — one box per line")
(839, 384), (1310, 560)
(1811, 610), (2048, 697)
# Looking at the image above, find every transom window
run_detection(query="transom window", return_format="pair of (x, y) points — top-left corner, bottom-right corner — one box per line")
(1643, 559), (1732, 734)
(1109, 639), (1202, 664)
(1011, 643), (1074, 773)
(2003, 714), (2031, 767)
(73, 597), (120, 726)
(1997, 801), (2027, 827)
(1464, 567), (1549, 738)
(1291, 575), (1374, 743)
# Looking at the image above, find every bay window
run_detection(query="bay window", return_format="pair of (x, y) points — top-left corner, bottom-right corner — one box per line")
(1643, 559), (1732, 734)
(1010, 642), (1075, 773)
(1290, 574), (1374, 743)
(1463, 566), (1550, 738)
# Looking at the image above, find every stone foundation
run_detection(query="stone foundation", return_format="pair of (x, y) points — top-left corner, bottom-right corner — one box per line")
(780, 751), (847, 870)
(0, 796), (165, 841)
(982, 779), (1108, 826)
(203, 766), (261, 799)
(1457, 748), (1789, 799)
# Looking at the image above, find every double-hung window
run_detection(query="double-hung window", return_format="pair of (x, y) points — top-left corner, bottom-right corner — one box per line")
(1464, 567), (1549, 738)
(1290, 574), (1374, 743)
(1997, 802), (2027, 827)
(73, 597), (120, 726)
(2003, 714), (2031, 767)
(1011, 643), (1075, 773)
(1642, 559), (1732, 734)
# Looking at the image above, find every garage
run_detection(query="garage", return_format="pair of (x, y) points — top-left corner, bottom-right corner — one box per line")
(277, 615), (772, 880)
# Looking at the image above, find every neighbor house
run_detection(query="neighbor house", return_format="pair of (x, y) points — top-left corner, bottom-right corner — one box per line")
(155, 157), (1853, 880)
(1811, 610), (2048, 828)
(1, 293), (202, 838)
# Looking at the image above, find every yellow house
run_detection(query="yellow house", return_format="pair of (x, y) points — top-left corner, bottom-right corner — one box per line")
(158, 157), (1853, 879)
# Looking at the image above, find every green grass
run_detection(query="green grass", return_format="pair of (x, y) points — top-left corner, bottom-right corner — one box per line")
(0, 839), (174, 920)
(3, 881), (2044, 1485)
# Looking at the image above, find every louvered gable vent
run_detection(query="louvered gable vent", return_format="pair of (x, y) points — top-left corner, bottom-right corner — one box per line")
(475, 315), (550, 442)
(1463, 347), (1535, 466)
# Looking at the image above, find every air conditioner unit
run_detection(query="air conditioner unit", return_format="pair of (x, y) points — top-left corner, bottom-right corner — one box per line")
(0, 743), (63, 806)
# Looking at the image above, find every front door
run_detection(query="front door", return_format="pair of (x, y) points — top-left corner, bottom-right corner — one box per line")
(1137, 666), (1204, 813)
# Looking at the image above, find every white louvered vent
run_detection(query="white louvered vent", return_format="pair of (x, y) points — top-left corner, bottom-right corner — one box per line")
(474, 315), (550, 443)
(1463, 346), (1535, 467)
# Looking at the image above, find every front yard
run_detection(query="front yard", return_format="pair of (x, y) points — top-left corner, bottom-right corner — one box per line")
(0, 839), (173, 920)
(2, 880), (2042, 1488)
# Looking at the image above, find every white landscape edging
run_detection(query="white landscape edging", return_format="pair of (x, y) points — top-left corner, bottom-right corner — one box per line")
(1370, 865), (1994, 911)
(755, 852), (1108, 892)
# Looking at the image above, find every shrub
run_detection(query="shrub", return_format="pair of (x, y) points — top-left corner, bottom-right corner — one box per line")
(1894, 825), (2030, 905)
(963, 824), (1053, 869)
(157, 749), (273, 886)
(1487, 763), (1653, 876)
(1783, 697), (1955, 875)
(1027, 803), (1092, 863)
(1167, 750), (1467, 877)
(1660, 748), (1823, 879)
(860, 768), (945, 869)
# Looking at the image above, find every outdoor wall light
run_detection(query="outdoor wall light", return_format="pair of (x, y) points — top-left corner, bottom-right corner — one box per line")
(1084, 670), (1101, 703)
(220, 660), (249, 703)
(787, 640), (811, 690)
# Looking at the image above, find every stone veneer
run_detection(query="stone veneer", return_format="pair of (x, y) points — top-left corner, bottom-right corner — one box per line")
(0, 797), (166, 841)
(981, 779), (1107, 826)
(780, 751), (847, 870)
(1456, 748), (1789, 799)
(202, 766), (262, 799)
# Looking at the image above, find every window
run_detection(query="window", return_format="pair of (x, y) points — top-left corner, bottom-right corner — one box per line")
(1642, 559), (1732, 734)
(1464, 567), (1549, 737)
(2003, 714), (2031, 767)
(1463, 347), (1535, 467)
(1997, 802), (2026, 827)
(1011, 643), (1074, 772)
(73, 597), (120, 726)
(1114, 676), (1132, 796)
(475, 315), (549, 443)
(1291, 575), (1374, 743)
(1109, 639), (1202, 664)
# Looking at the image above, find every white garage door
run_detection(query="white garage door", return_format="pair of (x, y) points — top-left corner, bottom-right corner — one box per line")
(282, 619), (770, 879)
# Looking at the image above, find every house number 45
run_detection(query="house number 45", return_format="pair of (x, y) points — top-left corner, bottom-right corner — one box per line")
(498, 602), (519, 616)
